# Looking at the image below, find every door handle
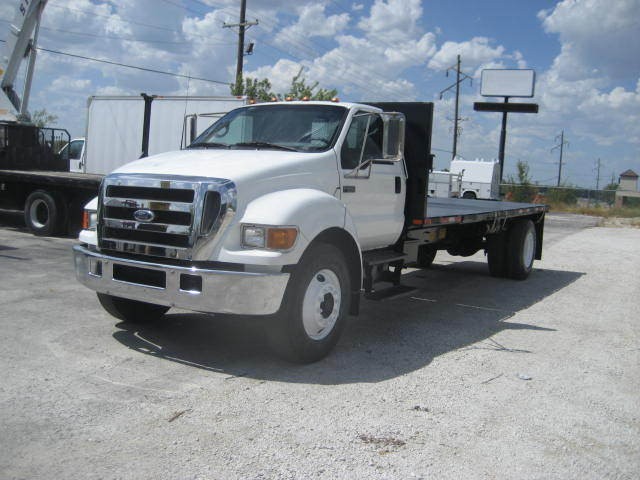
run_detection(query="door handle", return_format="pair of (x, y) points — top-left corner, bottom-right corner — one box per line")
(395, 177), (402, 194)
(343, 185), (356, 193)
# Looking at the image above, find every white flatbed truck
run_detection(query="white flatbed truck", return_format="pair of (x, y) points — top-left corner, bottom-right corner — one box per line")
(73, 101), (547, 363)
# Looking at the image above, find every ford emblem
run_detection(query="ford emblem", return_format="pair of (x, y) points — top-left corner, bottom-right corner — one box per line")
(133, 209), (155, 222)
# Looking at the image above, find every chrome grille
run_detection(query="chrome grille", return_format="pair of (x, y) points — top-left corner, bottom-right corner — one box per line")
(98, 174), (236, 260)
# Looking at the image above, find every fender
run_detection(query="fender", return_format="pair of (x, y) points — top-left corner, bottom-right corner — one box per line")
(219, 188), (360, 266)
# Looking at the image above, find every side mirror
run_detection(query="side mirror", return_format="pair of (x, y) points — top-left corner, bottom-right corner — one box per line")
(381, 112), (405, 161)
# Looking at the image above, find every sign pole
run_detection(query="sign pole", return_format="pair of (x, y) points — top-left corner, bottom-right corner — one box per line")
(498, 97), (509, 182)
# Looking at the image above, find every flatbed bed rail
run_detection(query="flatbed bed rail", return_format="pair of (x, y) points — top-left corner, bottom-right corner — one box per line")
(411, 197), (547, 228)
(0, 169), (103, 189)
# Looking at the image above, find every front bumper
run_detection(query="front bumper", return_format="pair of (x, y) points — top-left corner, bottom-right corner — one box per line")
(73, 245), (289, 315)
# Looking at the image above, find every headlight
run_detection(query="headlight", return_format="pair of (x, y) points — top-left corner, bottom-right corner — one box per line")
(242, 225), (298, 251)
(242, 225), (266, 248)
(82, 209), (98, 230)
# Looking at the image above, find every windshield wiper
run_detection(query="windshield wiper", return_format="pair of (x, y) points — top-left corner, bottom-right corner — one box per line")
(232, 141), (298, 152)
(188, 142), (230, 149)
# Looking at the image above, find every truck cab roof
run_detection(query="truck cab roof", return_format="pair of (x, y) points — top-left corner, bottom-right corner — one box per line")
(242, 100), (382, 113)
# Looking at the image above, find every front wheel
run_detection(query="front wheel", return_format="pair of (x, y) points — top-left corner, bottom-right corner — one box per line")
(268, 243), (351, 363)
(97, 293), (170, 323)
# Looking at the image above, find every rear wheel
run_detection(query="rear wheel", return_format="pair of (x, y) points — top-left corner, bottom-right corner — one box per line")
(24, 190), (66, 236)
(268, 243), (351, 363)
(506, 219), (536, 280)
(97, 293), (169, 323)
(462, 191), (477, 199)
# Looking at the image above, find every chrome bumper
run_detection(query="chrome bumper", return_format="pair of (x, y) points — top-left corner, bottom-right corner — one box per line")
(73, 245), (289, 315)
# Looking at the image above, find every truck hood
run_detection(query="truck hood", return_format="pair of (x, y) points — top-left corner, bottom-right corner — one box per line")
(112, 148), (334, 189)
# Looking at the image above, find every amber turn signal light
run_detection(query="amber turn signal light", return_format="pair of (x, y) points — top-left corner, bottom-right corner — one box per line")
(266, 227), (298, 250)
(82, 210), (90, 229)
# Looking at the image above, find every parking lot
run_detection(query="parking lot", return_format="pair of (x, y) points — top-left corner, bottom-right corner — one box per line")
(1, 213), (638, 480)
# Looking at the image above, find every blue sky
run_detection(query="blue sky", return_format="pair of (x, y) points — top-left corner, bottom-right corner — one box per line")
(1, 0), (639, 188)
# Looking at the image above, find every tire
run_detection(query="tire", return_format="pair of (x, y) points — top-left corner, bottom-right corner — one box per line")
(462, 191), (477, 199)
(268, 243), (351, 364)
(97, 293), (170, 323)
(416, 245), (437, 268)
(486, 232), (508, 278)
(24, 190), (67, 236)
(506, 219), (536, 280)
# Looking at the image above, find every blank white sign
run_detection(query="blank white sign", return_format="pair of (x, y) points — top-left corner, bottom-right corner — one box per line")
(480, 69), (536, 98)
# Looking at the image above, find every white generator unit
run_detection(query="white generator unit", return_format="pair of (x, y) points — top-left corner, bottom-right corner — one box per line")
(450, 159), (501, 200)
(428, 170), (462, 198)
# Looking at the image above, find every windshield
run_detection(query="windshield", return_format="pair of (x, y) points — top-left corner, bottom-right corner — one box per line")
(189, 104), (347, 152)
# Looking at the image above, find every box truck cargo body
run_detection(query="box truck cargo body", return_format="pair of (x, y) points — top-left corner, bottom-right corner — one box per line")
(79, 95), (247, 174)
(2, 95), (246, 235)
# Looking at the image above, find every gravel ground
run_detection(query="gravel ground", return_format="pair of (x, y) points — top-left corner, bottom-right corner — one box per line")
(0, 213), (638, 479)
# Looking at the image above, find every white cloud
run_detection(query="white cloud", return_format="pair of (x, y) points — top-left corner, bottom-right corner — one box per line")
(531, 0), (640, 150)
(247, 59), (303, 94)
(358, 0), (423, 42)
(539, 0), (640, 83)
(51, 77), (91, 92)
(428, 37), (506, 74)
(274, 4), (349, 47)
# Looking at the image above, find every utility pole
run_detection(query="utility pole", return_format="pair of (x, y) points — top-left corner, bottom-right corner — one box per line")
(551, 130), (569, 186)
(224, 0), (258, 95)
(439, 55), (472, 162)
(595, 158), (601, 190)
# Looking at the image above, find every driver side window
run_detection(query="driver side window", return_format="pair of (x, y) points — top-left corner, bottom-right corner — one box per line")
(340, 112), (383, 170)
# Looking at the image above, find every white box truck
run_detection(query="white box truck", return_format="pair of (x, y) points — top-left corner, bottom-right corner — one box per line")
(1, 94), (245, 235)
(77, 95), (246, 174)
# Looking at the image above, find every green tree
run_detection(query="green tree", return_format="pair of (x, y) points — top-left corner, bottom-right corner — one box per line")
(231, 75), (276, 101)
(286, 68), (337, 101)
(506, 160), (536, 202)
(604, 174), (618, 191)
(231, 68), (337, 101)
(31, 108), (58, 127)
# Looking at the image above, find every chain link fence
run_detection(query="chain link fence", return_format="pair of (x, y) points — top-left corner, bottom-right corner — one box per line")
(499, 183), (623, 207)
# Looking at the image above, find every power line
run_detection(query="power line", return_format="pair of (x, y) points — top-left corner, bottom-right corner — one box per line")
(0, 39), (228, 85)
(223, 0), (258, 93)
(439, 55), (472, 161)
(0, 18), (232, 46)
(45, 0), (410, 99)
(188, 0), (411, 98)
(551, 130), (569, 187)
(46, 2), (182, 33)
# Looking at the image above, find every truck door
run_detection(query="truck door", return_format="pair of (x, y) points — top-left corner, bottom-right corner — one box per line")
(339, 111), (405, 250)
(67, 139), (85, 172)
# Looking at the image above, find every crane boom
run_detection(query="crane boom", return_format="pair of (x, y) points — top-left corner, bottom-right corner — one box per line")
(0, 0), (48, 122)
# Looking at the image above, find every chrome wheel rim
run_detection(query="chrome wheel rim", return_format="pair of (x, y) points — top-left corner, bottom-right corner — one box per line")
(522, 227), (535, 268)
(29, 199), (49, 229)
(302, 268), (341, 340)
